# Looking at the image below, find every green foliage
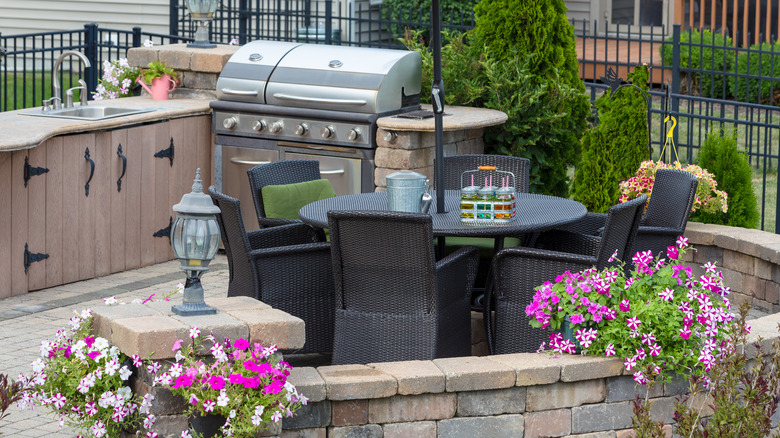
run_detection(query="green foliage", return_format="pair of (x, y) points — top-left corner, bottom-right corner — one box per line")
(690, 127), (759, 228)
(730, 42), (780, 104)
(382, 0), (478, 42)
(472, 0), (582, 93)
(660, 29), (733, 98)
(402, 26), (588, 196)
(633, 302), (780, 438)
(572, 65), (649, 212)
(141, 60), (178, 83)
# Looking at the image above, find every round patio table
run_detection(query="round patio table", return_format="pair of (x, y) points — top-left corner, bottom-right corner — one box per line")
(298, 190), (587, 238)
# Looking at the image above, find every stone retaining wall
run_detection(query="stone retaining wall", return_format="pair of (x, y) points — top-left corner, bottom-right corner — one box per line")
(684, 222), (780, 313)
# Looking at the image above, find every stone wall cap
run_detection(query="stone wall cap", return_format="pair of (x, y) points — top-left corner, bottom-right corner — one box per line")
(288, 366), (327, 402)
(548, 355), (626, 382)
(377, 104), (507, 132)
(486, 353), (561, 386)
(367, 360), (446, 395)
(433, 356), (515, 392)
(317, 364), (397, 400)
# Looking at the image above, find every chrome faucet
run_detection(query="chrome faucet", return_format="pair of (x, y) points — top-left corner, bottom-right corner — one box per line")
(46, 50), (91, 110)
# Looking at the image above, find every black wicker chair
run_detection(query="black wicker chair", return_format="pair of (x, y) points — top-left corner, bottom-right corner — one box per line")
(485, 194), (647, 354)
(327, 210), (480, 364)
(553, 169), (698, 259)
(438, 154), (530, 193)
(436, 154), (531, 306)
(208, 186), (335, 355)
(247, 160), (322, 228)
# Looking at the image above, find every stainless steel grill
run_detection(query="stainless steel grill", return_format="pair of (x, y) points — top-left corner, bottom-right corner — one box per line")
(211, 40), (422, 230)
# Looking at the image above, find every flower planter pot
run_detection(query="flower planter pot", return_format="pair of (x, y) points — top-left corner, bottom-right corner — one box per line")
(188, 412), (226, 437)
(560, 316), (584, 354)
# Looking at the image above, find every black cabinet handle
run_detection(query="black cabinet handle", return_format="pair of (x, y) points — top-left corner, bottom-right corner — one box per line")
(117, 144), (127, 192)
(84, 147), (95, 197)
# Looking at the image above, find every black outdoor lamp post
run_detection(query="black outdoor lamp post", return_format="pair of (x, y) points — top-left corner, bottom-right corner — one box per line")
(186, 0), (219, 49)
(170, 168), (221, 316)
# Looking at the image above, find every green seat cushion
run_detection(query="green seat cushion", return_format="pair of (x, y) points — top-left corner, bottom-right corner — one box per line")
(262, 179), (336, 220)
(438, 236), (523, 259)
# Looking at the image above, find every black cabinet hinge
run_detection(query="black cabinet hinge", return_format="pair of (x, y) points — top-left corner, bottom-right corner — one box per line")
(24, 157), (49, 187)
(24, 243), (49, 274)
(154, 138), (174, 166)
(153, 216), (173, 240)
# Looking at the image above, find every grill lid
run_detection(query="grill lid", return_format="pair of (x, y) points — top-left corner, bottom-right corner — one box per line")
(215, 41), (301, 104)
(216, 41), (422, 114)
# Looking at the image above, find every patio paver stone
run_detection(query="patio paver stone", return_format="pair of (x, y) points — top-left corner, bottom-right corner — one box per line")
(317, 364), (397, 400)
(367, 360), (446, 395)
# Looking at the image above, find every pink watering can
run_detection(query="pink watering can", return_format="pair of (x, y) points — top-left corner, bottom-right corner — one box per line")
(136, 74), (176, 100)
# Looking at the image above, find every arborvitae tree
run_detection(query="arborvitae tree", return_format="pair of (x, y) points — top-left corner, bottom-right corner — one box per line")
(691, 128), (759, 228)
(572, 65), (650, 212)
(469, 0), (589, 197)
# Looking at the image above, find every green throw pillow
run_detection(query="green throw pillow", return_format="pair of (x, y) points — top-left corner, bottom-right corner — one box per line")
(261, 179), (336, 220)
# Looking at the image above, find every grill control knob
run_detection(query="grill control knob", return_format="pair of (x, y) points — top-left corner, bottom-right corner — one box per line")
(253, 120), (267, 132)
(321, 126), (335, 138)
(223, 117), (237, 130)
(348, 128), (361, 141)
(295, 123), (309, 136)
(270, 121), (284, 134)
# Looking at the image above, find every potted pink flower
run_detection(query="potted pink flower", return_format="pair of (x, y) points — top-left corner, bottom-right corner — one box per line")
(152, 328), (306, 438)
(527, 237), (734, 385)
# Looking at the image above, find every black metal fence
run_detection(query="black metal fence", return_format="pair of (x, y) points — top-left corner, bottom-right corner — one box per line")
(0, 24), (191, 112)
(575, 21), (780, 232)
(169, 0), (474, 47)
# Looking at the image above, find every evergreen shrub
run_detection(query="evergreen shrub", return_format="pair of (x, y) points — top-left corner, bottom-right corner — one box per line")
(382, 0), (478, 42)
(660, 29), (733, 98)
(730, 42), (780, 104)
(572, 65), (650, 213)
(403, 30), (588, 196)
(690, 128), (759, 228)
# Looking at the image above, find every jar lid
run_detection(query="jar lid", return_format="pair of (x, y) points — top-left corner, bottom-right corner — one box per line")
(461, 185), (480, 193)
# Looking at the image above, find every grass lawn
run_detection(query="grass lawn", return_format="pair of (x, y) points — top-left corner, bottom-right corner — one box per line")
(1, 72), (80, 111)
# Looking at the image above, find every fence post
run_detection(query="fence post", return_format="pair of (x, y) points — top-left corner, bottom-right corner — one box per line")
(170, 0), (180, 38)
(84, 23), (99, 100)
(132, 27), (142, 48)
(671, 23), (680, 154)
(239, 0), (248, 45)
(325, 0), (333, 44)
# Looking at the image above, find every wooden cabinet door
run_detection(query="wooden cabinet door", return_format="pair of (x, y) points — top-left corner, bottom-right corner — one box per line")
(0, 149), (29, 298)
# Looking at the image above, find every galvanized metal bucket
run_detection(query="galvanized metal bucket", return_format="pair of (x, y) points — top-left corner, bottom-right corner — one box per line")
(386, 170), (432, 214)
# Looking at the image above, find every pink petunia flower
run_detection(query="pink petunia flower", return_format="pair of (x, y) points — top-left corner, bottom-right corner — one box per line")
(172, 339), (183, 351)
(626, 317), (641, 330)
(234, 338), (250, 351)
(203, 400), (216, 412)
(604, 344), (615, 356)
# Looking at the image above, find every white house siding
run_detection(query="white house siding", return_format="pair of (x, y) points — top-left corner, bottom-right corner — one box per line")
(565, 0), (592, 34)
(0, 0), (170, 37)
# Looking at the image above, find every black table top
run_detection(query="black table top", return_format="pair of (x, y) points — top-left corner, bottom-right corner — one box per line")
(299, 190), (587, 238)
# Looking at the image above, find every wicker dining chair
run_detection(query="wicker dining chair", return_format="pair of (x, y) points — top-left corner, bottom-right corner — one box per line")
(435, 154), (531, 306)
(327, 210), (480, 364)
(485, 194), (647, 354)
(208, 186), (335, 355)
(553, 169), (698, 259)
(438, 154), (531, 194)
(247, 160), (322, 228)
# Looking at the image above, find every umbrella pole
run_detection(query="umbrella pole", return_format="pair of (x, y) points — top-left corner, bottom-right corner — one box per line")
(431, 0), (446, 214)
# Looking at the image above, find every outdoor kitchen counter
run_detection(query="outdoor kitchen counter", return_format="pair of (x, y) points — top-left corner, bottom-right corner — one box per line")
(376, 104), (507, 132)
(0, 92), (214, 152)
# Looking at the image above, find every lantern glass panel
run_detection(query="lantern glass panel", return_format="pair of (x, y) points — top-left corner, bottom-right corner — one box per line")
(186, 0), (219, 16)
(171, 215), (220, 261)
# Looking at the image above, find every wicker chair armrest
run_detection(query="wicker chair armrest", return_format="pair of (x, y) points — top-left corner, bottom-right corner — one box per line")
(484, 247), (596, 353)
(257, 217), (301, 228)
(248, 241), (331, 259)
(247, 223), (320, 250)
(555, 213), (608, 235)
(534, 230), (601, 258)
(637, 225), (683, 237)
(435, 246), (480, 309)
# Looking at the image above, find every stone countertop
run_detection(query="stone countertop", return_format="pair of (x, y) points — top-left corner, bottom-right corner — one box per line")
(0, 91), (215, 152)
(376, 104), (507, 132)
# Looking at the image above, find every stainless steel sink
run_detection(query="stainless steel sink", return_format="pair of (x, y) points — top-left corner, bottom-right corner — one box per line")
(23, 106), (153, 121)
